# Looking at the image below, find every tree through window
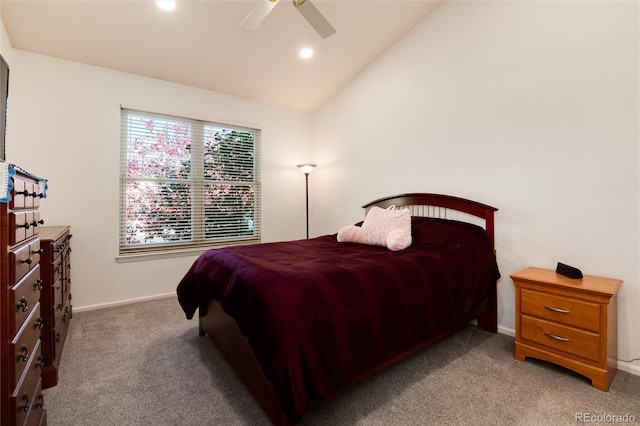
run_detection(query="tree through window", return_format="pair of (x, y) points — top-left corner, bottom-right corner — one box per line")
(119, 109), (260, 255)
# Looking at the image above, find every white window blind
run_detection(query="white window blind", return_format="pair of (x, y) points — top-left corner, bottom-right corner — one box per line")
(119, 108), (260, 255)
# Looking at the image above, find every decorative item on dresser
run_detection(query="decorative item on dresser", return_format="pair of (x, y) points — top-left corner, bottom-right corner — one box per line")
(512, 267), (623, 392)
(38, 225), (72, 389)
(0, 164), (48, 426)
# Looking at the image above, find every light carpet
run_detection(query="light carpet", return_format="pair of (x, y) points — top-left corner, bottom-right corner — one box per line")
(43, 296), (640, 425)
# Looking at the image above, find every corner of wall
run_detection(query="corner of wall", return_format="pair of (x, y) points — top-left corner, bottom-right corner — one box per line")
(0, 14), (13, 64)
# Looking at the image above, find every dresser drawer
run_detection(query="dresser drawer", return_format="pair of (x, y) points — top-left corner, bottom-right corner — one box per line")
(53, 290), (64, 324)
(52, 235), (70, 259)
(53, 323), (68, 365)
(9, 179), (43, 210)
(54, 299), (71, 340)
(11, 265), (42, 334)
(23, 379), (45, 426)
(11, 303), (43, 386)
(9, 177), (28, 209)
(12, 339), (43, 426)
(521, 289), (600, 332)
(10, 212), (34, 245)
(52, 256), (63, 285)
(10, 240), (41, 284)
(53, 278), (63, 315)
(9, 211), (42, 245)
(520, 315), (600, 362)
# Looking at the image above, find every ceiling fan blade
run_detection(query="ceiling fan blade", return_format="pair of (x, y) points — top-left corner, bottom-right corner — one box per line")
(241, 0), (279, 30)
(294, 0), (336, 39)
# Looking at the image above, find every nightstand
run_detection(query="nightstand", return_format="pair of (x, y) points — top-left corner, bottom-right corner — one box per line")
(511, 267), (622, 391)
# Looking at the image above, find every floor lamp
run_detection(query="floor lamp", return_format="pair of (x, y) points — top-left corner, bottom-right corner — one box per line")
(297, 163), (316, 239)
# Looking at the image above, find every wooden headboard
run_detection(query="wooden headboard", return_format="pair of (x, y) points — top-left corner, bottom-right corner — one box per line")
(363, 193), (498, 251)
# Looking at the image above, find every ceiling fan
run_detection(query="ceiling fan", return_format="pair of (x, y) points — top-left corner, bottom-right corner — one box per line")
(241, 0), (336, 39)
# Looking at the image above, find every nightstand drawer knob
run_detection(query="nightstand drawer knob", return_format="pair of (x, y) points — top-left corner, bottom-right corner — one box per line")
(544, 332), (570, 342)
(544, 305), (570, 314)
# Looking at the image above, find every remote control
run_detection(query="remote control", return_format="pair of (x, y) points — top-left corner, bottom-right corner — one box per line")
(556, 262), (583, 279)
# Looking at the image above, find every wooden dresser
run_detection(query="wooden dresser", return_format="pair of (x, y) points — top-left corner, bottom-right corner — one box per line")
(1, 166), (48, 426)
(512, 267), (622, 391)
(39, 225), (72, 388)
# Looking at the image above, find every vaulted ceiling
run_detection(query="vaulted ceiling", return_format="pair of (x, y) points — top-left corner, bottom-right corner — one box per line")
(1, 0), (444, 112)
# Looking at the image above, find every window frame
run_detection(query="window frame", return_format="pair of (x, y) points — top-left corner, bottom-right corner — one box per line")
(118, 108), (261, 260)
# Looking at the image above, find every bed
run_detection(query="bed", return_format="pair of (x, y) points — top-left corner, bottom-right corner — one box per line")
(177, 193), (499, 425)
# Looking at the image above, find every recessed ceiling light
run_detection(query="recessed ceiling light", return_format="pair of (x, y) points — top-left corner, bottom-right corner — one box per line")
(156, 0), (176, 11)
(299, 47), (314, 59)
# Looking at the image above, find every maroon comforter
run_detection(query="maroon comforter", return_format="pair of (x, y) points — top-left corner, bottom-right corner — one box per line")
(177, 217), (499, 423)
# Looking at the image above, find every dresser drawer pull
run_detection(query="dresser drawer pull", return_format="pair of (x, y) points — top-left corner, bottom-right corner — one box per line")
(22, 257), (33, 265)
(35, 317), (44, 330)
(17, 222), (30, 229)
(544, 305), (570, 314)
(32, 219), (45, 227)
(34, 279), (43, 291)
(36, 355), (45, 369)
(18, 395), (30, 412)
(544, 332), (570, 342)
(17, 345), (29, 362)
(55, 333), (61, 343)
(35, 394), (45, 409)
(32, 248), (44, 255)
(16, 297), (29, 312)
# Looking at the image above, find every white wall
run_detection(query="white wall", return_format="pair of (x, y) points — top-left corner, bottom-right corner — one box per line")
(312, 1), (639, 374)
(3, 50), (314, 311)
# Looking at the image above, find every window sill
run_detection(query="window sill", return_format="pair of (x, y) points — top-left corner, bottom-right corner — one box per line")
(116, 247), (211, 263)
(116, 238), (261, 263)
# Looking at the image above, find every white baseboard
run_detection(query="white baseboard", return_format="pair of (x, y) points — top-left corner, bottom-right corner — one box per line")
(617, 359), (640, 376)
(498, 325), (515, 337)
(72, 292), (176, 313)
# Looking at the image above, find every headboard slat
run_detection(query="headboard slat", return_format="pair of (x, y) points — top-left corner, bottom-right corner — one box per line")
(363, 193), (498, 251)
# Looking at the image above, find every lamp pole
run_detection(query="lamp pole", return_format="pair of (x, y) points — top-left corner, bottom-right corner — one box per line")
(304, 172), (310, 239)
(297, 163), (316, 239)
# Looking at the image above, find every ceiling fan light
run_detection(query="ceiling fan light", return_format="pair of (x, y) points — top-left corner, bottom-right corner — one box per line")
(299, 47), (314, 59)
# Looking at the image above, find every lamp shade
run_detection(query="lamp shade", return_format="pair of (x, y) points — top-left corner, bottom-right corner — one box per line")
(297, 163), (316, 174)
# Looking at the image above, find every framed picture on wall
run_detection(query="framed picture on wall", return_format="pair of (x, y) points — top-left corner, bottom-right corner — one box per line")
(0, 54), (8, 162)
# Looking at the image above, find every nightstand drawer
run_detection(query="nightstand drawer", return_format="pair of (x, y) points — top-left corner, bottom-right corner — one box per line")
(521, 315), (600, 362)
(521, 289), (600, 332)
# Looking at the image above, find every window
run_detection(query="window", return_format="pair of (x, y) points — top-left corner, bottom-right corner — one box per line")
(119, 108), (260, 257)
